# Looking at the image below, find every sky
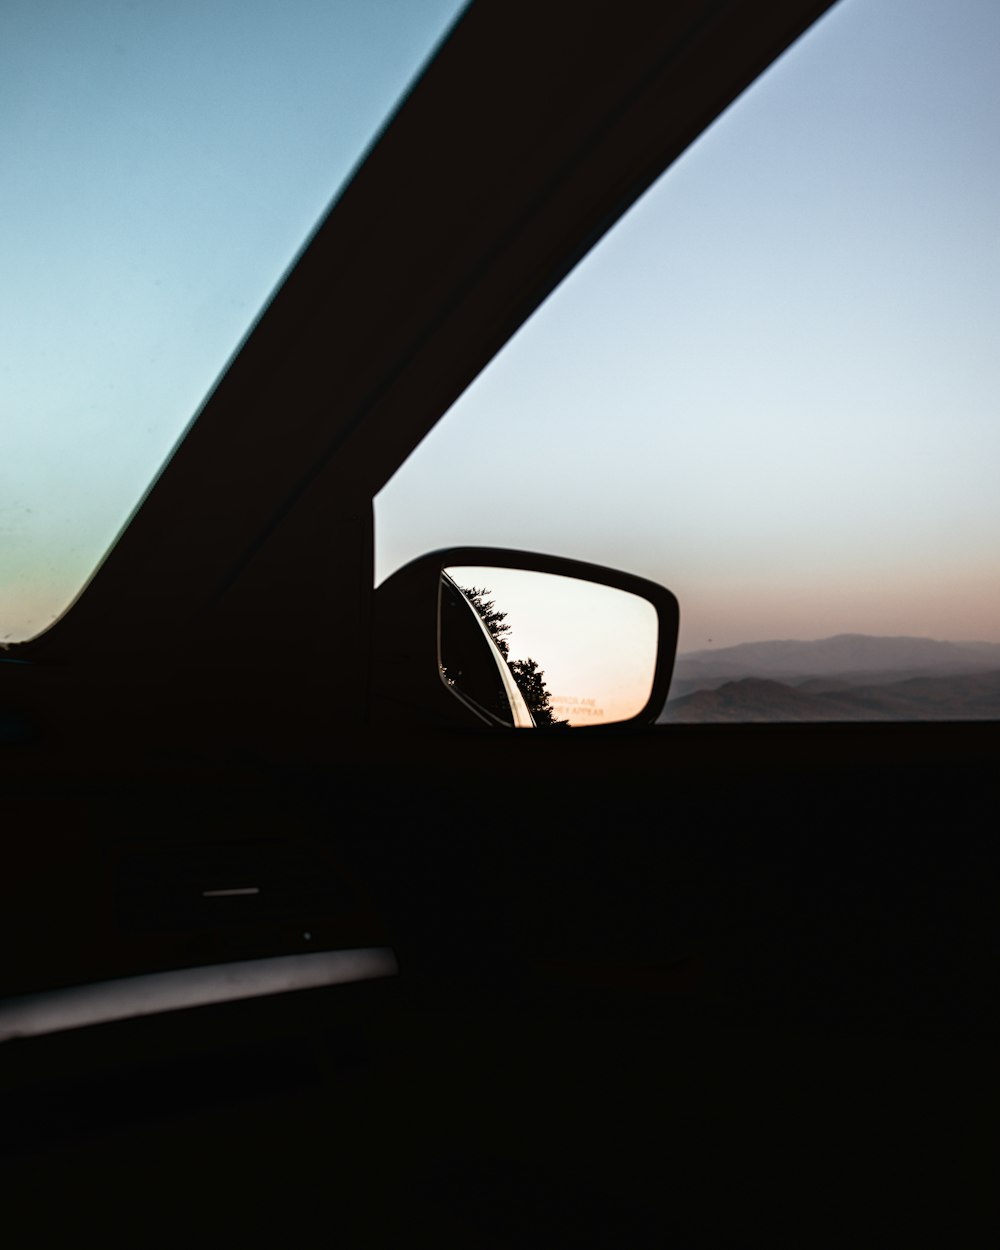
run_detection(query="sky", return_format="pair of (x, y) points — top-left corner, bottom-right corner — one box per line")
(0, 0), (466, 642)
(2, 0), (998, 654)
(376, 0), (1000, 651)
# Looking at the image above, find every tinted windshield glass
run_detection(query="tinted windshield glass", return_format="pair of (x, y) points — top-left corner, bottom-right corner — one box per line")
(1, 0), (466, 644)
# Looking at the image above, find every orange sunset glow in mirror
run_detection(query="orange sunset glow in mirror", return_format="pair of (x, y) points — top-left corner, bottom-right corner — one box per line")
(444, 566), (659, 727)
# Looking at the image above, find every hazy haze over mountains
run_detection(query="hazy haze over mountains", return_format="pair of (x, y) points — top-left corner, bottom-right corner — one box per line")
(672, 634), (1000, 689)
(662, 635), (1000, 722)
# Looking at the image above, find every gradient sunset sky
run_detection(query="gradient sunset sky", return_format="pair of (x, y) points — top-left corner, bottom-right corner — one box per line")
(377, 0), (1000, 651)
(2, 0), (997, 654)
(1, 0), (466, 643)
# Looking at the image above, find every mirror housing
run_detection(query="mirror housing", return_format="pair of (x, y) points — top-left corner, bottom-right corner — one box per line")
(371, 548), (679, 729)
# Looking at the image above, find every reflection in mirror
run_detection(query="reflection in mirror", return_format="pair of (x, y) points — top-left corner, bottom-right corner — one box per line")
(441, 566), (659, 727)
(439, 573), (535, 728)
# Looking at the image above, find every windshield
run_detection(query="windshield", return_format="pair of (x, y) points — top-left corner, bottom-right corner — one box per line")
(1, 0), (467, 644)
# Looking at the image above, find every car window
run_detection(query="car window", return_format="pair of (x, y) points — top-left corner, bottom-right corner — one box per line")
(376, 0), (1000, 722)
(1, 0), (467, 645)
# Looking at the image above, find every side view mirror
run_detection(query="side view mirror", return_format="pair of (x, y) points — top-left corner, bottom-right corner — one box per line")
(371, 548), (679, 729)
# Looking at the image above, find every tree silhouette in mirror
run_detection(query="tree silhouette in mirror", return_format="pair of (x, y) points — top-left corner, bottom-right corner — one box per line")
(460, 586), (567, 727)
(439, 581), (514, 724)
(460, 588), (512, 659)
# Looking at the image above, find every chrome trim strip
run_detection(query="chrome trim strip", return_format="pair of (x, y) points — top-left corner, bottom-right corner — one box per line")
(0, 947), (398, 1042)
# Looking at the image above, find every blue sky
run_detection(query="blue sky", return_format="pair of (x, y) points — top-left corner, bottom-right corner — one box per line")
(2, 0), (998, 652)
(1, 0), (465, 641)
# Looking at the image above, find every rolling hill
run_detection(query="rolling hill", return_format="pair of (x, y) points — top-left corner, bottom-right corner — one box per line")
(669, 635), (1000, 698)
(662, 635), (1000, 722)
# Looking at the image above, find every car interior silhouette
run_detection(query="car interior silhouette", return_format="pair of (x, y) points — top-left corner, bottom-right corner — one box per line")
(4, 1), (998, 1243)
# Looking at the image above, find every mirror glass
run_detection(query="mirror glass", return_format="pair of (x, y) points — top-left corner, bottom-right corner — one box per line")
(441, 566), (659, 727)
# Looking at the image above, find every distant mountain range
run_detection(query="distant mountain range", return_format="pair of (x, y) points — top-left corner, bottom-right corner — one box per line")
(661, 635), (1000, 722)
